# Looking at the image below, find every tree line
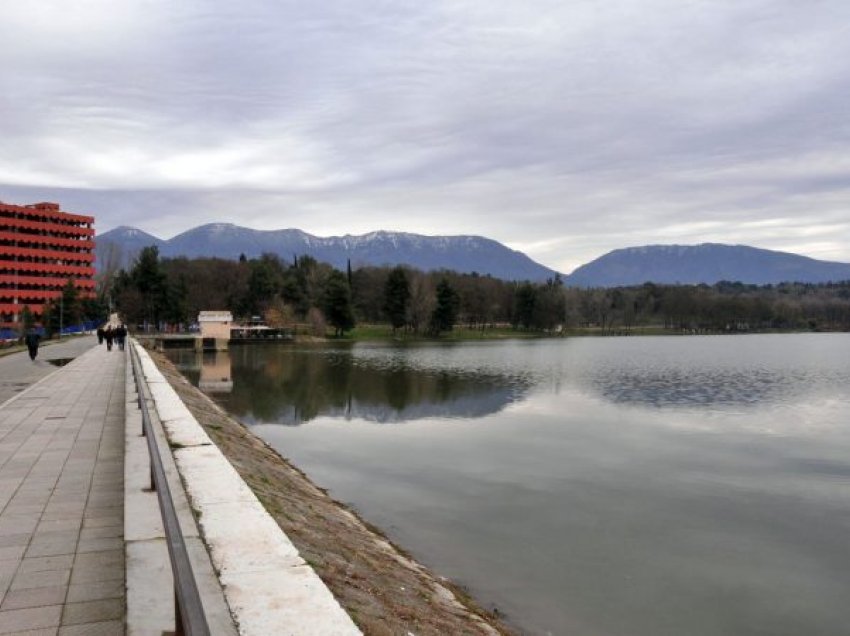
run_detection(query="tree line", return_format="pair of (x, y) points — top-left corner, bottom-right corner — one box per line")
(108, 246), (850, 335)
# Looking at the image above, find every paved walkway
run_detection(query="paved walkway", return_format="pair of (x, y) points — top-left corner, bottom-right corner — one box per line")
(0, 338), (126, 635)
(0, 338), (101, 406)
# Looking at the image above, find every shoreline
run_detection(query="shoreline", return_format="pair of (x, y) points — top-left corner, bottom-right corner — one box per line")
(147, 347), (514, 636)
(294, 324), (828, 344)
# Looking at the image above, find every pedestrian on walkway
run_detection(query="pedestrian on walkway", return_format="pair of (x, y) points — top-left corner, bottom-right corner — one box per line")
(104, 326), (114, 351)
(97, 325), (105, 344)
(116, 324), (127, 351)
(24, 328), (41, 361)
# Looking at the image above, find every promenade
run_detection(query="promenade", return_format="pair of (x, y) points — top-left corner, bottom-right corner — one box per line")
(0, 334), (458, 634)
(0, 337), (125, 635)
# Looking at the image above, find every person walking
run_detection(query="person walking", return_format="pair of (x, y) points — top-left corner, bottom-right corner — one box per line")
(116, 324), (127, 351)
(96, 325), (105, 344)
(104, 326), (114, 351)
(24, 328), (41, 361)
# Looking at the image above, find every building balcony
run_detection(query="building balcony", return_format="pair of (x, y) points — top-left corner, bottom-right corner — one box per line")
(0, 246), (94, 264)
(0, 217), (95, 238)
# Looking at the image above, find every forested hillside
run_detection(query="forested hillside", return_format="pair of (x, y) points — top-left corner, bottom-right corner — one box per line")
(109, 247), (850, 335)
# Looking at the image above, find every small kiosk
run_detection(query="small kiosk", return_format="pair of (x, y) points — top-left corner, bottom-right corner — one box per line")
(197, 311), (232, 351)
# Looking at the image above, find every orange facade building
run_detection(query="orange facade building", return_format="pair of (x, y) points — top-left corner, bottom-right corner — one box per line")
(0, 201), (95, 327)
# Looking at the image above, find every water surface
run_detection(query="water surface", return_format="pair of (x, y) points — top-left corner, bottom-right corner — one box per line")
(168, 334), (850, 636)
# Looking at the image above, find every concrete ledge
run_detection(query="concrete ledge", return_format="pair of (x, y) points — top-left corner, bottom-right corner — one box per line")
(124, 348), (238, 636)
(131, 340), (362, 636)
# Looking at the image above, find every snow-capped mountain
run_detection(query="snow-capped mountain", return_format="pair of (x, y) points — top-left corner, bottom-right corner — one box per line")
(97, 223), (561, 281)
(99, 225), (164, 252)
(564, 243), (850, 286)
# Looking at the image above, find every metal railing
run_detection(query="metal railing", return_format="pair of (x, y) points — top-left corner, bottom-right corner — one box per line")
(129, 341), (211, 636)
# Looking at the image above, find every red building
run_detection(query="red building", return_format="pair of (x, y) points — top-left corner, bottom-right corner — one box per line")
(0, 201), (96, 327)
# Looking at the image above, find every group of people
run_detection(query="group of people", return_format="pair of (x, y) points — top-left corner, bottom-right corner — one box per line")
(96, 324), (128, 351)
(19, 321), (129, 363)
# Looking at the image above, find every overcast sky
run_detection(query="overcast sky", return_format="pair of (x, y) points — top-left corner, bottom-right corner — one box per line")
(1, 1), (848, 273)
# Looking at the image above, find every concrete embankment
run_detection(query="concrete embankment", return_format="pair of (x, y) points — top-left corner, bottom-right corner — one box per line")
(129, 340), (361, 635)
(141, 343), (511, 636)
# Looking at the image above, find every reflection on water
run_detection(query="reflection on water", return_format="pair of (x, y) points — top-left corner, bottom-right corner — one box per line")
(168, 343), (532, 423)
(172, 335), (850, 420)
(198, 351), (233, 393)
(166, 335), (850, 636)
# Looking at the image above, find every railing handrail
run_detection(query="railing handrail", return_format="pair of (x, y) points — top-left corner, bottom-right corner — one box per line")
(130, 340), (211, 636)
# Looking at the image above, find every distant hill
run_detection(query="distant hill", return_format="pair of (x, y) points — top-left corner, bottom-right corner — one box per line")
(564, 243), (850, 287)
(96, 223), (560, 282)
(96, 226), (165, 272)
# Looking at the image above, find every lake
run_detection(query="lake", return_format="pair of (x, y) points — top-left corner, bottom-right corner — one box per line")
(166, 334), (850, 636)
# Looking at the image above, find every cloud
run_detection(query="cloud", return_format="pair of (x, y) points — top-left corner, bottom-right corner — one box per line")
(1, 1), (849, 273)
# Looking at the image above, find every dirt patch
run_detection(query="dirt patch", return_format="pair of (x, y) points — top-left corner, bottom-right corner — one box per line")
(149, 349), (515, 636)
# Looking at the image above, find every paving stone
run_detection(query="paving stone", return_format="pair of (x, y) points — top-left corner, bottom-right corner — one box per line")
(65, 579), (123, 604)
(72, 550), (123, 569)
(57, 619), (122, 635)
(0, 585), (67, 610)
(18, 555), (74, 574)
(10, 569), (70, 591)
(0, 627), (57, 636)
(29, 532), (77, 545)
(0, 506), (42, 518)
(0, 568), (14, 600)
(0, 546), (26, 562)
(34, 520), (80, 535)
(24, 540), (77, 559)
(80, 517), (121, 529)
(78, 526), (122, 542)
(68, 563), (124, 586)
(75, 538), (122, 555)
(60, 599), (123, 626)
(0, 517), (38, 536)
(0, 605), (62, 632)
(0, 536), (29, 549)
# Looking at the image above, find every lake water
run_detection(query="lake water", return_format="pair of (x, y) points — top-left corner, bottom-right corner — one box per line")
(167, 334), (850, 636)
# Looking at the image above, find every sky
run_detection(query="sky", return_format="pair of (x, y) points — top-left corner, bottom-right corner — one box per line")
(1, 1), (849, 274)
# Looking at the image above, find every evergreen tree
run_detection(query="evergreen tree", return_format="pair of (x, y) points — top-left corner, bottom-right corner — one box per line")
(131, 246), (167, 326)
(323, 270), (355, 336)
(82, 296), (108, 326)
(430, 278), (459, 335)
(513, 283), (536, 329)
(163, 274), (190, 325)
(383, 266), (410, 331)
(61, 279), (82, 329)
(42, 300), (60, 338)
(245, 259), (278, 315)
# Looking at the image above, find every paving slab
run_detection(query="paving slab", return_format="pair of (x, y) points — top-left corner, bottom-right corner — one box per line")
(0, 339), (126, 635)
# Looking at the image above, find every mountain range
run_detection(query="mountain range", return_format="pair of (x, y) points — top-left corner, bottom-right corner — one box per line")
(96, 224), (850, 286)
(97, 224), (560, 281)
(567, 243), (850, 286)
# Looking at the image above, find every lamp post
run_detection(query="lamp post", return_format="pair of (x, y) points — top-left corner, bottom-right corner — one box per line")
(12, 216), (18, 327)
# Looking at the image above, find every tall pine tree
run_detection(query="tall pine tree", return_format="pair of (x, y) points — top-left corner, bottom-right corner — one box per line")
(323, 270), (355, 336)
(430, 278), (459, 335)
(383, 266), (410, 331)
